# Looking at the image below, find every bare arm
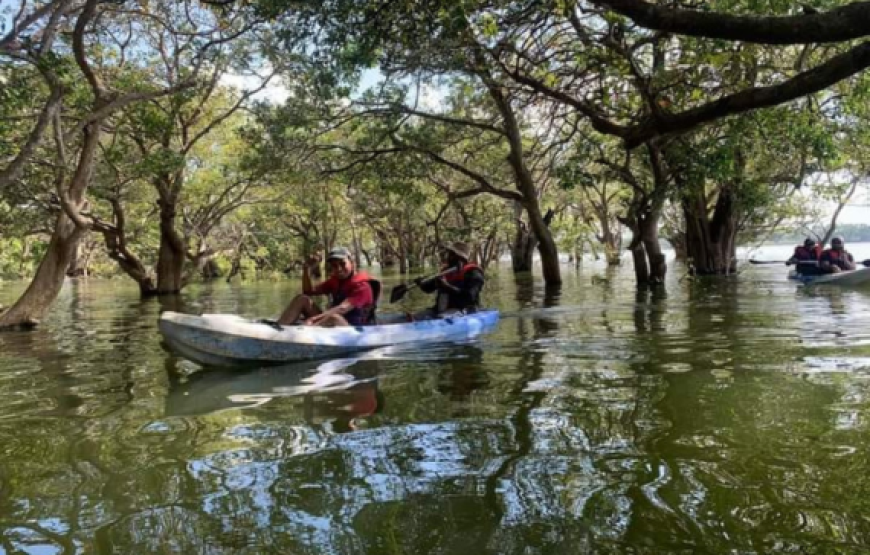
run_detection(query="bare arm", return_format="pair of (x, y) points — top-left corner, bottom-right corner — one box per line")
(302, 264), (315, 295)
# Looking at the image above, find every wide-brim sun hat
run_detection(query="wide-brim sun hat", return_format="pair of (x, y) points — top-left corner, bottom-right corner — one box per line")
(444, 241), (471, 261)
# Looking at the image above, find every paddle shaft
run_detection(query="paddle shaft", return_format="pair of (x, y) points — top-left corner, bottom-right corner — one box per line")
(390, 266), (459, 303)
(405, 266), (458, 293)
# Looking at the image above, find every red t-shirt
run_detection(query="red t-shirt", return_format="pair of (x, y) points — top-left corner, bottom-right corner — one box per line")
(312, 274), (373, 308)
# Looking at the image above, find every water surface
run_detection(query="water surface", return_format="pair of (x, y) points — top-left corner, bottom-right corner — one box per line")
(1, 253), (870, 554)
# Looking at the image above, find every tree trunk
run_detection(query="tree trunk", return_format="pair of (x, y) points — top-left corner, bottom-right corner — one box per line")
(593, 203), (622, 266)
(201, 258), (221, 279)
(682, 187), (738, 275)
(529, 205), (560, 285)
(667, 231), (687, 262)
(97, 204), (158, 296)
(350, 217), (363, 267)
(156, 199), (186, 294)
(0, 215), (84, 328)
(623, 192), (666, 286)
(380, 240), (396, 268)
(485, 78), (561, 285)
(511, 218), (536, 273)
(0, 116), (102, 328)
(625, 220), (650, 285)
(601, 225), (623, 266)
(19, 238), (30, 278)
(640, 210), (667, 282)
(66, 242), (88, 277)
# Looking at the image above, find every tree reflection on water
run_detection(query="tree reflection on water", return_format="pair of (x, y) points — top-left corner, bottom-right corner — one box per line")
(2, 271), (870, 552)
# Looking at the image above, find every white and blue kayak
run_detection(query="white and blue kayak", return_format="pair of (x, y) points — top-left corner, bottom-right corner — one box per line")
(788, 267), (870, 286)
(159, 310), (500, 367)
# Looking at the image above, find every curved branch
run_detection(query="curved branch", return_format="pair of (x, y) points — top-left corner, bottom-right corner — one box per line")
(373, 103), (507, 136)
(623, 41), (870, 147)
(73, 0), (105, 98)
(589, 0), (870, 45)
(391, 133), (524, 202)
(0, 83), (63, 192)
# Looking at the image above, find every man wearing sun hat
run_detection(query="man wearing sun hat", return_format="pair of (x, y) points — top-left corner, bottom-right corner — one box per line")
(277, 246), (379, 326)
(413, 241), (485, 318)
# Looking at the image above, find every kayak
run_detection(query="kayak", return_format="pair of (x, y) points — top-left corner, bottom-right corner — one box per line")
(159, 310), (500, 367)
(788, 267), (870, 286)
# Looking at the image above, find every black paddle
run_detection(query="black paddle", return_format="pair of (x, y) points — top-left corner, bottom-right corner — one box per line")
(389, 266), (458, 303)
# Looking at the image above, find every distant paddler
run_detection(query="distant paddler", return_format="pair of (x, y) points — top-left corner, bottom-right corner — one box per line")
(820, 237), (856, 274)
(786, 237), (822, 276)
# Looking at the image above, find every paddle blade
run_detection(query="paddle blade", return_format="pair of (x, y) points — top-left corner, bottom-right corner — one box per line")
(389, 284), (410, 303)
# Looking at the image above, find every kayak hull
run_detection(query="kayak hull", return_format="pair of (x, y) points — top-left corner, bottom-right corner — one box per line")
(788, 267), (870, 286)
(159, 310), (500, 367)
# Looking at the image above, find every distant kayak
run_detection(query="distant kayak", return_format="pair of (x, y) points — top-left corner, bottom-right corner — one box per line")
(788, 267), (870, 286)
(159, 310), (500, 367)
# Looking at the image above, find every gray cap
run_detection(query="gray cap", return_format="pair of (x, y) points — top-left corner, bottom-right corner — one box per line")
(326, 246), (352, 261)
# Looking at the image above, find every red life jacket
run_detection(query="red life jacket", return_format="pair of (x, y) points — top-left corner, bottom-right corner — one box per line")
(444, 263), (482, 284)
(331, 271), (380, 325)
(821, 248), (853, 270)
(793, 246), (820, 261)
(436, 263), (483, 313)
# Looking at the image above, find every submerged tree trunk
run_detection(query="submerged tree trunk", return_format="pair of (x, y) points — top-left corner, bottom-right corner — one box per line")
(486, 77), (562, 285)
(528, 204), (559, 284)
(683, 186), (738, 276)
(0, 117), (103, 328)
(156, 198), (186, 294)
(622, 190), (666, 286)
(600, 224), (623, 267)
(512, 215), (536, 273)
(667, 231), (687, 262)
(641, 210), (667, 282)
(0, 216), (85, 328)
(66, 242), (88, 277)
(630, 239), (650, 284)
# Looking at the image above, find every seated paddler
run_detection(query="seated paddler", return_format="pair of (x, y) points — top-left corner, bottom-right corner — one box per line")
(786, 237), (822, 275)
(277, 247), (380, 327)
(412, 241), (485, 320)
(820, 236), (856, 274)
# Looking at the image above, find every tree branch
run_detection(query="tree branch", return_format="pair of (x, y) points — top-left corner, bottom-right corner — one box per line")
(589, 0), (870, 44)
(622, 41), (870, 148)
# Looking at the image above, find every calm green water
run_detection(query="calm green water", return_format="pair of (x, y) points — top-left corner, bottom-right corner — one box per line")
(2, 259), (870, 554)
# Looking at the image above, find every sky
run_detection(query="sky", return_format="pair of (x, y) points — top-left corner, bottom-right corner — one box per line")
(836, 204), (870, 225)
